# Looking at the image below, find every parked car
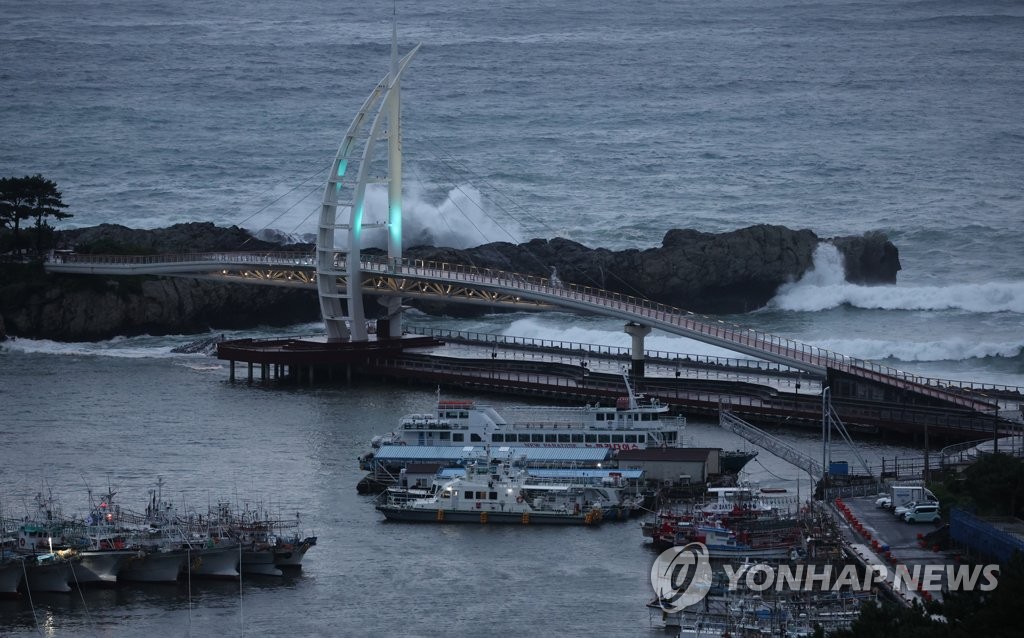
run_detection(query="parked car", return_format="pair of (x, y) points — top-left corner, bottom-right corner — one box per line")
(893, 501), (919, 517)
(875, 495), (892, 508)
(903, 503), (941, 524)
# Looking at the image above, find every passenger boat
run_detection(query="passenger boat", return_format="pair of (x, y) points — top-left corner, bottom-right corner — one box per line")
(376, 456), (605, 525)
(361, 376), (686, 469)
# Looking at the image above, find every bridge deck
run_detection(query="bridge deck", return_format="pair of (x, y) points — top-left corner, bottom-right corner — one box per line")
(45, 250), (1015, 416)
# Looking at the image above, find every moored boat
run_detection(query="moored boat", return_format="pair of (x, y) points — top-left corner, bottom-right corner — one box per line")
(22, 551), (75, 593)
(377, 456), (605, 525)
(118, 547), (186, 583)
(72, 549), (137, 585)
(186, 544), (241, 579)
(362, 375), (686, 468)
(0, 551), (25, 596)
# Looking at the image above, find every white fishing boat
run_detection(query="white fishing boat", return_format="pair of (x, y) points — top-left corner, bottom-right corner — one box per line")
(73, 548), (137, 585)
(376, 456), (605, 525)
(118, 547), (186, 583)
(186, 544), (241, 579)
(22, 551), (75, 593)
(362, 376), (686, 469)
(0, 551), (25, 595)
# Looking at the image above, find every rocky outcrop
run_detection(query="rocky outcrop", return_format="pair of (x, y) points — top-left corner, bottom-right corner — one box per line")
(0, 223), (899, 341)
(0, 273), (319, 341)
(405, 225), (900, 314)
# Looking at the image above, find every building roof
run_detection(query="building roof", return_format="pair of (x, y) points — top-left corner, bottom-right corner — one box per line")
(616, 447), (716, 462)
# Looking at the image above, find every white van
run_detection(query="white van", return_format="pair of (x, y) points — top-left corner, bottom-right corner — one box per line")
(903, 503), (941, 524)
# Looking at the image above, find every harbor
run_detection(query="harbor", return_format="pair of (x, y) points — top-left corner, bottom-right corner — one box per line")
(4, 1), (1024, 635)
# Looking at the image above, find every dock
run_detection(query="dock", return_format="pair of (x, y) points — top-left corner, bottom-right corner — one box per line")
(216, 328), (1017, 442)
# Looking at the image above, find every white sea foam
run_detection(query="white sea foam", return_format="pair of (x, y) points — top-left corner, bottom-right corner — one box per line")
(0, 335), (178, 358)
(771, 244), (1024, 313)
(812, 337), (1024, 363)
(278, 180), (523, 250)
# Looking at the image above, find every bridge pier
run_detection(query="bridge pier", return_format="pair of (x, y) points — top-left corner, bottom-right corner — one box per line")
(624, 322), (652, 378)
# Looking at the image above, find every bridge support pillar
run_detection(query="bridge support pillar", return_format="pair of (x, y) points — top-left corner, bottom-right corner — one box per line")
(623, 322), (652, 378)
(247, 362), (253, 384)
(229, 360), (235, 383)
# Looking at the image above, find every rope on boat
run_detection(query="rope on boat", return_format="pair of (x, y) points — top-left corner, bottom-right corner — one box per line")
(67, 558), (100, 638)
(20, 558), (42, 636)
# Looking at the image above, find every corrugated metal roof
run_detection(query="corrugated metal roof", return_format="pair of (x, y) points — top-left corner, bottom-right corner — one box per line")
(372, 445), (611, 463)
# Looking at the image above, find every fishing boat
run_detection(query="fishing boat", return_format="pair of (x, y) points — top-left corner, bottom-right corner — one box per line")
(210, 502), (316, 575)
(0, 550), (25, 596)
(376, 456), (605, 525)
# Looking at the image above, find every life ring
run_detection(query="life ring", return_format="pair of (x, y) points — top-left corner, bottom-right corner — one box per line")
(18, 538), (25, 547)
(516, 496), (524, 503)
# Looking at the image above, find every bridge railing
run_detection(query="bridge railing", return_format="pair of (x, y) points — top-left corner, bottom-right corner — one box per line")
(368, 253), (1002, 412)
(49, 250), (315, 266)
(46, 250), (1016, 411)
(408, 326), (806, 376)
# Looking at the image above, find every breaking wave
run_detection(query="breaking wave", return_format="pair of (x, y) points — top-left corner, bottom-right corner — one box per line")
(770, 244), (1024, 313)
(812, 336), (1024, 363)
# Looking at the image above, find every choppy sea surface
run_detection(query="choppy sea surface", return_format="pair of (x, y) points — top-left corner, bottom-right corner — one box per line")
(1, 0), (1022, 635)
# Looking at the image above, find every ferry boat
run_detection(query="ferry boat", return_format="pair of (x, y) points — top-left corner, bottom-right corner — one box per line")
(376, 457), (605, 525)
(362, 376), (686, 466)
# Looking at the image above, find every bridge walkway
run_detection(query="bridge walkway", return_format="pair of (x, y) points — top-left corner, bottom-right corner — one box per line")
(44, 250), (1011, 416)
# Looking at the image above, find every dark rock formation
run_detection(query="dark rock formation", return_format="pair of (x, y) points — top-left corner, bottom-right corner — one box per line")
(0, 223), (899, 341)
(56, 222), (308, 255)
(404, 225), (900, 314)
(0, 271), (319, 341)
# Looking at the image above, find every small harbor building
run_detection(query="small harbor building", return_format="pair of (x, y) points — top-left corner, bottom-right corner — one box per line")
(615, 448), (721, 484)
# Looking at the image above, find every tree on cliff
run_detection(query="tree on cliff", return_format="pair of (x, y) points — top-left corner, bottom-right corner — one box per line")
(0, 174), (72, 259)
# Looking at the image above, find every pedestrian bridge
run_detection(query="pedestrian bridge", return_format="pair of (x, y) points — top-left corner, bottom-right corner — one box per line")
(44, 249), (1008, 416)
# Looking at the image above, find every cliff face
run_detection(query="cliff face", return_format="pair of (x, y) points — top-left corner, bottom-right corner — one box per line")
(0, 223), (899, 342)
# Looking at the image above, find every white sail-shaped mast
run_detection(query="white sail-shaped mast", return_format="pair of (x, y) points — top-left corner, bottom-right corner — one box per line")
(316, 26), (420, 341)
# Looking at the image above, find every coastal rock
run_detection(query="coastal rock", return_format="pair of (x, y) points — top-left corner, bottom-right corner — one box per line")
(0, 223), (900, 341)
(1, 275), (319, 341)
(405, 225), (900, 314)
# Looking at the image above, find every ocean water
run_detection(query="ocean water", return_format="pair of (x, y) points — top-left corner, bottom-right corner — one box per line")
(1, 0), (1022, 634)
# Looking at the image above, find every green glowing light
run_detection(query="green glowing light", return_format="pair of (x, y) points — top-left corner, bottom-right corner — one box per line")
(352, 203), (363, 240)
(389, 203), (402, 247)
